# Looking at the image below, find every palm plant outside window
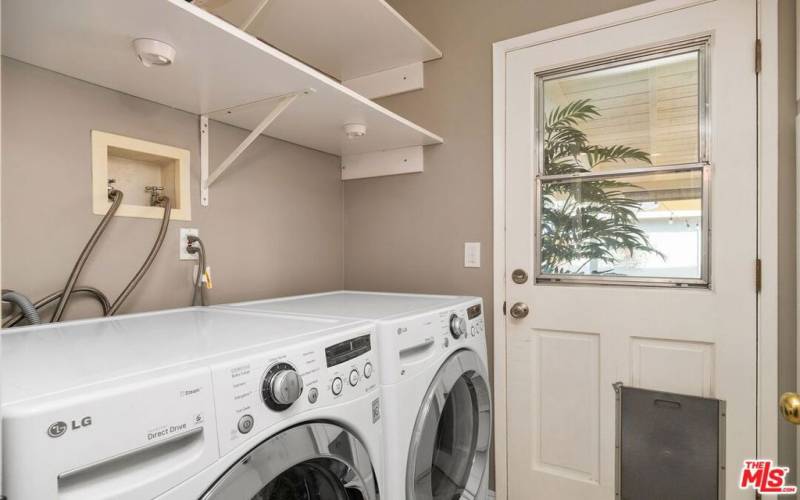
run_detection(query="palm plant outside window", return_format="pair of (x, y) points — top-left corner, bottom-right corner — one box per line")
(535, 41), (709, 286)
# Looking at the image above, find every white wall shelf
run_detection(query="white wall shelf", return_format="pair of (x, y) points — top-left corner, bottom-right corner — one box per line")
(2, 0), (444, 202)
(199, 0), (442, 82)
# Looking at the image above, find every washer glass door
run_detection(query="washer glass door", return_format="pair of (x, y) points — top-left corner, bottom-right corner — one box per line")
(203, 422), (378, 500)
(407, 349), (492, 500)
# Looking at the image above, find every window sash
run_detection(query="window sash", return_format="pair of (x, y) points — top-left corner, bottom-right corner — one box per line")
(535, 38), (710, 178)
(535, 164), (710, 287)
(533, 38), (711, 287)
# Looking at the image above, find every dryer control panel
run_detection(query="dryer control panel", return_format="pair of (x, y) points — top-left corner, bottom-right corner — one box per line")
(211, 326), (379, 455)
(378, 298), (486, 385)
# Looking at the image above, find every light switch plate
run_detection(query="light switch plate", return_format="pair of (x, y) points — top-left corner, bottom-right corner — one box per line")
(180, 228), (199, 260)
(464, 242), (481, 268)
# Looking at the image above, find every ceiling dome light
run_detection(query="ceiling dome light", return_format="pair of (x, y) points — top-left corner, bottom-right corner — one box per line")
(343, 123), (367, 139)
(133, 39), (176, 68)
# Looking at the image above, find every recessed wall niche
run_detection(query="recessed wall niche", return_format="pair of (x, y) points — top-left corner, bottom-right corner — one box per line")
(91, 130), (191, 220)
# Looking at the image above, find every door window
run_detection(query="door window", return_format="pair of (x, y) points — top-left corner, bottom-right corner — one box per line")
(202, 423), (377, 500)
(252, 459), (361, 500)
(535, 40), (709, 285)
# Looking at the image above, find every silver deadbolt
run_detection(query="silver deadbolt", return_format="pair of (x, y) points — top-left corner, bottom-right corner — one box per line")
(509, 302), (529, 319)
(511, 269), (528, 284)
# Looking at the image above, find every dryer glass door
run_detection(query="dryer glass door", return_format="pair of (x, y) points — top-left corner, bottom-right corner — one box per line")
(407, 349), (492, 500)
(202, 422), (378, 500)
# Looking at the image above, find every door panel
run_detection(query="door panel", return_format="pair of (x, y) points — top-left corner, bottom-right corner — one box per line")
(630, 337), (715, 397)
(505, 1), (757, 498)
(535, 331), (600, 482)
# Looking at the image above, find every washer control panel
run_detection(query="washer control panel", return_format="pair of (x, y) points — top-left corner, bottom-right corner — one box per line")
(212, 326), (378, 455)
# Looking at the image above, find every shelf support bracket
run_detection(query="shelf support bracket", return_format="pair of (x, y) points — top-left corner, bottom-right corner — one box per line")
(200, 91), (301, 207)
(200, 115), (209, 206)
(240, 0), (272, 31)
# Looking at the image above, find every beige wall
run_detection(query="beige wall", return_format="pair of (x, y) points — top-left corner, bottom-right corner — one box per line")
(344, 0), (645, 375)
(1, 58), (344, 320)
(343, 1), (646, 488)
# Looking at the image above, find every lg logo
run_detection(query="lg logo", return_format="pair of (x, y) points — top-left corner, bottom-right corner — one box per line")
(46, 421), (67, 438)
(47, 416), (92, 438)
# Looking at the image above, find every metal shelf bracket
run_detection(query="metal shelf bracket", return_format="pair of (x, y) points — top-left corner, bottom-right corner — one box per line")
(200, 90), (307, 207)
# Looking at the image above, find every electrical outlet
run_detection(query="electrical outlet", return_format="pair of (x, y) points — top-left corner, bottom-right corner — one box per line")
(180, 228), (199, 260)
(464, 242), (481, 268)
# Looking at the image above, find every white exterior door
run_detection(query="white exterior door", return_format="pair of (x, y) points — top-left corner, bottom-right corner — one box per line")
(504, 1), (757, 498)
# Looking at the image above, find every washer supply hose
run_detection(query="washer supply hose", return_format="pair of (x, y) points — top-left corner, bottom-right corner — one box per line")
(5, 189), (172, 326)
(3, 286), (110, 328)
(107, 196), (171, 316)
(2, 290), (41, 325)
(187, 235), (208, 307)
(50, 189), (124, 322)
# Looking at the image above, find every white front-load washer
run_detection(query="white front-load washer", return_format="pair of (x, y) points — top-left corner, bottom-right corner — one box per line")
(1, 307), (384, 500)
(216, 291), (493, 500)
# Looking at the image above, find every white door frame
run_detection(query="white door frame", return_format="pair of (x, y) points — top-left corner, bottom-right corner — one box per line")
(491, 1), (782, 498)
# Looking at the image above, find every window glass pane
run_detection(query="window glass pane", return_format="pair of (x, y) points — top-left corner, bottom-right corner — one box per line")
(539, 169), (703, 280)
(541, 50), (701, 174)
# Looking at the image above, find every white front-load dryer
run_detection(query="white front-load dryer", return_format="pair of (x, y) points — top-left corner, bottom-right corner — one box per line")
(216, 291), (493, 500)
(1, 307), (384, 500)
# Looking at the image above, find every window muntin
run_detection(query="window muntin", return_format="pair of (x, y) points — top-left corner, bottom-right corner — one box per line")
(535, 40), (709, 286)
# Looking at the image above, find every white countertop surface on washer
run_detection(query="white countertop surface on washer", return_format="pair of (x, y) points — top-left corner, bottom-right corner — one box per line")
(1, 307), (366, 404)
(217, 290), (473, 320)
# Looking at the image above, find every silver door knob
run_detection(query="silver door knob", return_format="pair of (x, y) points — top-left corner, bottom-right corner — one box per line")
(509, 302), (529, 319)
(511, 269), (528, 284)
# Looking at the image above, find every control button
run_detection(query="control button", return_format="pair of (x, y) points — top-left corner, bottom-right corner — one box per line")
(237, 414), (254, 434)
(363, 362), (373, 379)
(332, 377), (343, 395)
(471, 325), (477, 337)
(349, 369), (360, 387)
(308, 387), (319, 404)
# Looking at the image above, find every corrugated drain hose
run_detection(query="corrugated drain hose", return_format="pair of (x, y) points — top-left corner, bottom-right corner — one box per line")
(3, 286), (110, 328)
(2, 290), (41, 325)
(50, 189), (124, 322)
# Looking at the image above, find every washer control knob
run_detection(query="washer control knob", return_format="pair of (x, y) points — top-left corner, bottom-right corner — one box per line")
(349, 369), (360, 387)
(272, 370), (303, 405)
(262, 363), (303, 411)
(449, 314), (467, 339)
(307, 387), (319, 404)
(363, 362), (373, 379)
(332, 377), (344, 395)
